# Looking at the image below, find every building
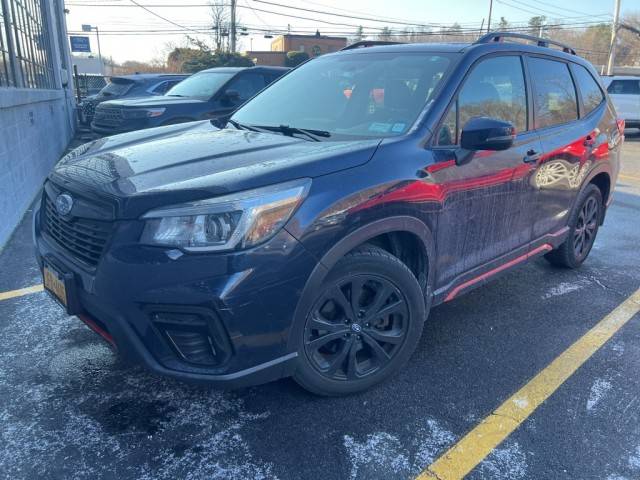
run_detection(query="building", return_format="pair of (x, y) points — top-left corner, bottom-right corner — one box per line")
(246, 33), (348, 66)
(0, 0), (76, 248)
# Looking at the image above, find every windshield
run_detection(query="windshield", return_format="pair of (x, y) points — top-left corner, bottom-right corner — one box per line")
(232, 52), (454, 138)
(100, 79), (134, 97)
(166, 72), (234, 99)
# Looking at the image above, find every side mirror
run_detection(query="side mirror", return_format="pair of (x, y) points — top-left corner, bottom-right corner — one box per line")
(460, 117), (515, 152)
(222, 89), (241, 104)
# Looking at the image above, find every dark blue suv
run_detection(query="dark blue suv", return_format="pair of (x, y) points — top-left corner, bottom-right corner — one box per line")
(91, 66), (288, 135)
(35, 34), (623, 395)
(79, 73), (189, 125)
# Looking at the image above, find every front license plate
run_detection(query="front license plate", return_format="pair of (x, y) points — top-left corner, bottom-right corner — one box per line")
(43, 264), (68, 307)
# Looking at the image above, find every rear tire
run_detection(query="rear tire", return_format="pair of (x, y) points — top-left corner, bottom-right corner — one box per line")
(293, 245), (426, 396)
(545, 184), (602, 269)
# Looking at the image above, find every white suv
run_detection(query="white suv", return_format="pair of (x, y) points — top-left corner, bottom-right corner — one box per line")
(602, 76), (640, 129)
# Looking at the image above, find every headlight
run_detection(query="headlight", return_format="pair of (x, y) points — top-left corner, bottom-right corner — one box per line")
(140, 178), (311, 252)
(124, 108), (166, 119)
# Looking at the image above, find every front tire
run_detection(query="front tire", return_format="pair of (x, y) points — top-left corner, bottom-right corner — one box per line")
(293, 245), (426, 396)
(545, 184), (602, 269)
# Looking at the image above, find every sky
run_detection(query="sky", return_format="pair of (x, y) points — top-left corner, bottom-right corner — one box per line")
(64, 0), (638, 64)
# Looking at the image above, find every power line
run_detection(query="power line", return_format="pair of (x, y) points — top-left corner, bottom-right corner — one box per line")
(251, 0), (435, 28)
(127, 0), (208, 34)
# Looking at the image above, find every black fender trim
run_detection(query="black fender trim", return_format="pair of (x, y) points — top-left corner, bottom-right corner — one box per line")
(285, 216), (435, 355)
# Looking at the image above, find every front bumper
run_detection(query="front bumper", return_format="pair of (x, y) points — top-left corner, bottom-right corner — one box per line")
(91, 117), (154, 135)
(33, 202), (318, 388)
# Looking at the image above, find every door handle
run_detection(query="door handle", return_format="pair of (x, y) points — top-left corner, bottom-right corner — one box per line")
(523, 149), (541, 164)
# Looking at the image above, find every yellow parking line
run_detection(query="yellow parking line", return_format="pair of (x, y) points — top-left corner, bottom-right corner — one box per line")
(0, 284), (44, 301)
(417, 287), (640, 480)
(619, 173), (640, 183)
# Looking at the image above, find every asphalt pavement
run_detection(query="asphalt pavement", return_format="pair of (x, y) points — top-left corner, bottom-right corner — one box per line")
(1, 131), (639, 480)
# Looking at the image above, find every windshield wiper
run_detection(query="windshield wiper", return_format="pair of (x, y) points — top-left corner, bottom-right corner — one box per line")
(253, 124), (331, 142)
(227, 119), (262, 132)
(167, 94), (185, 97)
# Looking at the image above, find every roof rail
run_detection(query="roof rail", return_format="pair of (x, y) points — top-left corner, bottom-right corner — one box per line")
(474, 32), (576, 55)
(341, 40), (403, 51)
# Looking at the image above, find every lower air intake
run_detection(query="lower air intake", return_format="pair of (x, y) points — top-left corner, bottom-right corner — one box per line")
(150, 309), (232, 367)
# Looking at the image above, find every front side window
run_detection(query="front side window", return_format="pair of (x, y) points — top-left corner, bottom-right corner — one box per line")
(166, 72), (235, 99)
(607, 79), (640, 95)
(573, 65), (604, 115)
(529, 57), (578, 129)
(436, 55), (526, 146)
(232, 52), (455, 139)
(225, 73), (266, 103)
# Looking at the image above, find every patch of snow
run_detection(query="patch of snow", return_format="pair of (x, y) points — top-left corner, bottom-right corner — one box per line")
(542, 280), (589, 300)
(629, 446), (640, 471)
(586, 378), (612, 411)
(476, 441), (527, 479)
(513, 397), (529, 409)
(342, 418), (455, 480)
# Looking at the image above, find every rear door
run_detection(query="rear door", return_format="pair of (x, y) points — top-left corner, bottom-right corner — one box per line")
(527, 57), (607, 239)
(432, 54), (542, 285)
(605, 78), (640, 123)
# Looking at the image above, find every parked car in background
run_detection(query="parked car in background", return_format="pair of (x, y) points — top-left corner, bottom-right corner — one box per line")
(36, 34), (622, 396)
(91, 66), (289, 135)
(602, 76), (640, 130)
(79, 73), (189, 124)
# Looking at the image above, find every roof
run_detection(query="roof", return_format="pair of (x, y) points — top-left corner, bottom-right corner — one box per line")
(337, 43), (470, 55)
(112, 73), (189, 81)
(198, 66), (290, 74)
(335, 39), (593, 68)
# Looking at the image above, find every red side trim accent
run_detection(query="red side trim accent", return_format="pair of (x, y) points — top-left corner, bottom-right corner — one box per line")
(426, 160), (456, 173)
(444, 243), (553, 302)
(77, 313), (117, 348)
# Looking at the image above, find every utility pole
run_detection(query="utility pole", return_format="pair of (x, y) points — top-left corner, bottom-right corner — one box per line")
(230, 0), (237, 53)
(606, 0), (621, 75)
(487, 0), (493, 33)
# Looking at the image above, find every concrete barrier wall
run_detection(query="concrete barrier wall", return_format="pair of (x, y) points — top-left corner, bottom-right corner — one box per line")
(0, 88), (76, 248)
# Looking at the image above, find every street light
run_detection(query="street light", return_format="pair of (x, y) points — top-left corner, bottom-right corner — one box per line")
(82, 24), (103, 76)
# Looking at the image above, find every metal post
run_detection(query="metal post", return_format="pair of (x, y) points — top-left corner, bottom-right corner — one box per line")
(487, 0), (493, 33)
(230, 0), (237, 53)
(606, 0), (621, 76)
(73, 64), (82, 103)
(95, 26), (104, 75)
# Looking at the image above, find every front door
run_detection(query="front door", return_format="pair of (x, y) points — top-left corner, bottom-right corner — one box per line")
(432, 54), (541, 287)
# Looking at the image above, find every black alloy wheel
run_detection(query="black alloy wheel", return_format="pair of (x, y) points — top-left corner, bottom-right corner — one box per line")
(303, 275), (409, 381)
(545, 183), (602, 269)
(294, 245), (426, 396)
(573, 196), (599, 261)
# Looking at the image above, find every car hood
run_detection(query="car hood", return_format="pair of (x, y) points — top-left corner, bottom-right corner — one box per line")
(50, 121), (381, 218)
(100, 96), (206, 108)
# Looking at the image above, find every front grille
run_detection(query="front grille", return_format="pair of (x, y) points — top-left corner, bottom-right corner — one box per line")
(93, 106), (123, 125)
(42, 194), (113, 267)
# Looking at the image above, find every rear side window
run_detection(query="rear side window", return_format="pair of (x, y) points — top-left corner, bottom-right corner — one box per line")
(607, 79), (640, 95)
(529, 57), (578, 129)
(151, 81), (170, 95)
(573, 65), (604, 115)
(437, 55), (527, 146)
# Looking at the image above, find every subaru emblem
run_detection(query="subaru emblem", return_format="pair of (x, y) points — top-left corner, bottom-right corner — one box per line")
(55, 193), (74, 216)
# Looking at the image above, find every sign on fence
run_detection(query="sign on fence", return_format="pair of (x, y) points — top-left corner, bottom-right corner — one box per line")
(70, 36), (91, 53)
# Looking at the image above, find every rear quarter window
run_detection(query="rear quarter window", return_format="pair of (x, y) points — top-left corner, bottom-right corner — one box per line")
(572, 65), (604, 115)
